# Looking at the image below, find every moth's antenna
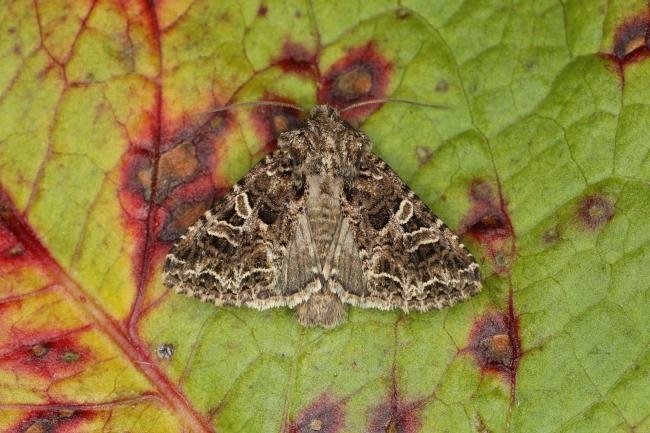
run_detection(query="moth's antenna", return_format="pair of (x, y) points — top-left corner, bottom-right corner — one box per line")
(200, 100), (305, 116)
(340, 98), (450, 113)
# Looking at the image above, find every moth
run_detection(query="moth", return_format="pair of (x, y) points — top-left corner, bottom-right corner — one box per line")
(163, 105), (481, 328)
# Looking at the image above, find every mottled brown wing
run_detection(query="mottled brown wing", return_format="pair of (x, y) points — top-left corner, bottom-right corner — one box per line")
(332, 153), (481, 312)
(162, 151), (320, 310)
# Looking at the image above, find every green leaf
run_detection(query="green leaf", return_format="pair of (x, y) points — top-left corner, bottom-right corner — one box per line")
(0, 1), (648, 432)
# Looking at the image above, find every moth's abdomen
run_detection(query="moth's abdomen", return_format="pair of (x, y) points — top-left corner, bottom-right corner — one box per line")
(305, 176), (343, 267)
(310, 204), (341, 261)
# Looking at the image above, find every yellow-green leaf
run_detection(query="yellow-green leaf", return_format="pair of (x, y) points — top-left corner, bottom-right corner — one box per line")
(1, 1), (648, 432)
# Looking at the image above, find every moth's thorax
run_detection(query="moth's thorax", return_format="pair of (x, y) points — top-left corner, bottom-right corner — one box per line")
(278, 105), (372, 179)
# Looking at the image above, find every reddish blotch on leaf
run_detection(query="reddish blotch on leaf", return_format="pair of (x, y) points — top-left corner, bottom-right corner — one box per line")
(318, 42), (392, 120)
(577, 194), (614, 231)
(467, 310), (521, 384)
(460, 180), (515, 274)
(612, 15), (650, 63)
(284, 393), (345, 433)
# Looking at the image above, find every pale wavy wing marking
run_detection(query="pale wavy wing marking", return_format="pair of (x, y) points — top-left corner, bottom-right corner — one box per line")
(332, 153), (481, 313)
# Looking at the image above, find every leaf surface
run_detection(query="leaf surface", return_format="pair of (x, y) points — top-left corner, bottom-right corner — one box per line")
(0, 1), (648, 432)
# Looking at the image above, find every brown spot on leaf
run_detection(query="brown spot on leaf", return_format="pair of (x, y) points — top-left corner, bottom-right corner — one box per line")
(395, 8), (411, 19)
(251, 96), (304, 153)
(157, 141), (201, 196)
(367, 400), (422, 433)
(61, 350), (81, 363)
(434, 80), (449, 92)
(542, 225), (561, 244)
(154, 112), (228, 204)
(0, 217), (28, 262)
(30, 343), (49, 358)
(120, 110), (228, 207)
(467, 310), (521, 383)
(285, 394), (345, 433)
(276, 40), (317, 77)
(414, 146), (433, 166)
(120, 150), (156, 214)
(257, 5), (268, 16)
(119, 109), (232, 281)
(367, 371), (427, 433)
(158, 192), (215, 242)
(577, 194), (614, 230)
(318, 42), (392, 120)
(487, 334), (513, 362)
(14, 409), (93, 433)
(461, 180), (515, 274)
(0, 188), (49, 270)
(8, 242), (25, 256)
(0, 332), (91, 380)
(613, 16), (650, 62)
(338, 67), (374, 96)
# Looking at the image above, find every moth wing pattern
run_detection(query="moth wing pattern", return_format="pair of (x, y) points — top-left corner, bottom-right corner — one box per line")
(333, 152), (481, 312)
(163, 104), (482, 327)
(163, 150), (320, 310)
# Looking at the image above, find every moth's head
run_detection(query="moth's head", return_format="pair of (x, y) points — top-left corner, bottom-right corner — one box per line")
(278, 105), (372, 178)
